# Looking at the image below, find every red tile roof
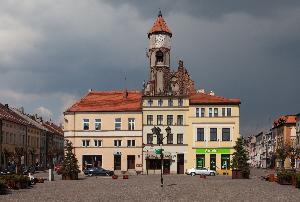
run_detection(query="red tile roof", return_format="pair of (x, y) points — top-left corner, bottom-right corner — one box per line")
(66, 91), (142, 112)
(0, 103), (29, 125)
(148, 14), (172, 37)
(273, 115), (296, 128)
(43, 122), (64, 136)
(189, 93), (241, 105)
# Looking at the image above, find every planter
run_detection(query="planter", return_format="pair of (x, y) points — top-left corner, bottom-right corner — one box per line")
(292, 176), (296, 186)
(123, 175), (129, 179)
(112, 175), (118, 179)
(268, 174), (275, 182)
(62, 173), (78, 180)
(278, 179), (292, 185)
(232, 170), (249, 179)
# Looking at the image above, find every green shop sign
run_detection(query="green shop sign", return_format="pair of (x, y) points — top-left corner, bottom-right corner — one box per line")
(196, 148), (231, 154)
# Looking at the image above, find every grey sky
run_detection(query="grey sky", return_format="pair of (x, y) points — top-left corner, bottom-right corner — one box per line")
(0, 0), (299, 135)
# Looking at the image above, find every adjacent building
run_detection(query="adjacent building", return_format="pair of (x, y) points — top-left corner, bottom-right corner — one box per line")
(272, 115), (297, 168)
(64, 91), (143, 174)
(0, 103), (64, 169)
(186, 92), (240, 175)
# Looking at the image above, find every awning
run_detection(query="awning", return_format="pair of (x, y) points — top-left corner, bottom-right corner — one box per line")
(145, 151), (172, 159)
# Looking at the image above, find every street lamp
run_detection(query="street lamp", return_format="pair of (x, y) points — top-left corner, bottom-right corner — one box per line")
(151, 126), (171, 188)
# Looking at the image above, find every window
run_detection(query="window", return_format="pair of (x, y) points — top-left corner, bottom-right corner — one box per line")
(167, 134), (173, 144)
(227, 108), (232, 116)
(95, 119), (101, 130)
(157, 134), (163, 144)
(210, 128), (217, 141)
(209, 108), (213, 117)
(157, 115), (163, 125)
(222, 108), (226, 116)
(167, 115), (173, 125)
(196, 108), (200, 117)
(222, 128), (230, 141)
(201, 108), (205, 117)
(147, 134), (153, 144)
(156, 50), (164, 62)
(168, 99), (173, 107)
(178, 99), (183, 107)
(221, 154), (230, 169)
(128, 118), (135, 130)
(114, 140), (122, 147)
(82, 140), (90, 147)
(158, 99), (163, 107)
(127, 140), (136, 147)
(214, 108), (218, 117)
(177, 134), (183, 144)
(147, 99), (153, 107)
(196, 154), (205, 168)
(177, 115), (183, 125)
(197, 128), (204, 141)
(147, 115), (153, 125)
(83, 119), (89, 130)
(94, 140), (102, 147)
(115, 118), (121, 130)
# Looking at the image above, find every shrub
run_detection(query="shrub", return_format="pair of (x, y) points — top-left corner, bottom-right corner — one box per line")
(0, 179), (7, 194)
(277, 170), (293, 184)
(295, 173), (300, 188)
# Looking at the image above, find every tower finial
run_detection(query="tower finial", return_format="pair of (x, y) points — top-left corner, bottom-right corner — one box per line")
(158, 9), (162, 17)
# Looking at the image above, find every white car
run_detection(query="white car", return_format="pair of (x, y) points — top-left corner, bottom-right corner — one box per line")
(186, 167), (217, 176)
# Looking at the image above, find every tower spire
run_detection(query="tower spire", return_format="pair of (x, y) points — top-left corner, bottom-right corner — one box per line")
(158, 9), (162, 17)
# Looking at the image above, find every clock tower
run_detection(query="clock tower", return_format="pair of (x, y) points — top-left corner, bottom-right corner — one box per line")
(146, 11), (172, 95)
(144, 11), (195, 97)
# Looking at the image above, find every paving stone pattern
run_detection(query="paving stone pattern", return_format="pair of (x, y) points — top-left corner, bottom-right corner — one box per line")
(1, 170), (300, 202)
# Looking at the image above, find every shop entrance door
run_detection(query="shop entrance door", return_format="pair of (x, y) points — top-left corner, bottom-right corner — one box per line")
(163, 159), (170, 174)
(127, 155), (135, 170)
(177, 154), (184, 174)
(114, 155), (121, 170)
(196, 154), (205, 168)
(210, 154), (216, 170)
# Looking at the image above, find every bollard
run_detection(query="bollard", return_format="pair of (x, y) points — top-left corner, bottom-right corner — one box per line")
(49, 169), (54, 181)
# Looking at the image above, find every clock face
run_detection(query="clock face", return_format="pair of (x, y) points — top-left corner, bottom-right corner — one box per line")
(155, 34), (165, 48)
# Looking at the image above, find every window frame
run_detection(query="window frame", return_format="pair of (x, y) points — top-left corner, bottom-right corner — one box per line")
(177, 115), (183, 126)
(128, 118), (135, 131)
(95, 119), (101, 131)
(210, 128), (217, 141)
(147, 134), (153, 144)
(167, 115), (173, 126)
(196, 108), (200, 117)
(196, 128), (205, 141)
(222, 128), (230, 141)
(209, 108), (213, 117)
(158, 99), (163, 107)
(178, 99), (183, 107)
(168, 98), (173, 107)
(201, 108), (205, 117)
(177, 133), (183, 144)
(214, 108), (218, 117)
(83, 119), (90, 130)
(115, 118), (122, 131)
(227, 108), (232, 117)
(157, 115), (163, 125)
(167, 134), (173, 144)
(147, 115), (153, 125)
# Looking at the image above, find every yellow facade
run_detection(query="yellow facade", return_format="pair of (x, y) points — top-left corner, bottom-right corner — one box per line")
(64, 112), (143, 172)
(186, 105), (240, 175)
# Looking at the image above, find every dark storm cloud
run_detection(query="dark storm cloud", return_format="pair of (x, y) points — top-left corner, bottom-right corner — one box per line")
(0, 0), (299, 135)
(102, 0), (300, 19)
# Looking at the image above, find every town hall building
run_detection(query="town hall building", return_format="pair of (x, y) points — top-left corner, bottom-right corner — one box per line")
(64, 12), (241, 175)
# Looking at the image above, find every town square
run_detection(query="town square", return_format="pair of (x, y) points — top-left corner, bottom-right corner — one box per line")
(0, 1), (300, 201)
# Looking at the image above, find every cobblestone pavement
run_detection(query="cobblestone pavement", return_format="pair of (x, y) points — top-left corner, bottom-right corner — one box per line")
(1, 170), (300, 202)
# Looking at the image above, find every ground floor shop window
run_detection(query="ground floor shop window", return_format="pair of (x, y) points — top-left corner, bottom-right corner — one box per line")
(146, 159), (161, 170)
(221, 154), (230, 169)
(82, 155), (102, 170)
(196, 154), (205, 168)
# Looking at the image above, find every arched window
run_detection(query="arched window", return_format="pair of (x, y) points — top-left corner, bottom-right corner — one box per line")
(155, 50), (164, 63)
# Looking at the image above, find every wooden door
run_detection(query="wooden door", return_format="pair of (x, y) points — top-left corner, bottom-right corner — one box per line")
(177, 154), (184, 174)
(127, 155), (135, 170)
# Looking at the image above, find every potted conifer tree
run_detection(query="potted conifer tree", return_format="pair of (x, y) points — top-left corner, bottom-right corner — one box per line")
(61, 140), (80, 180)
(231, 137), (250, 179)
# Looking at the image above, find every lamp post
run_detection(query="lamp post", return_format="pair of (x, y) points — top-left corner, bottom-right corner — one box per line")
(151, 126), (171, 188)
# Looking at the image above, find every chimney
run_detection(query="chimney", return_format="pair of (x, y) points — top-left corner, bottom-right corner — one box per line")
(89, 89), (93, 92)
(209, 91), (215, 96)
(197, 89), (205, 94)
(4, 104), (9, 108)
(123, 90), (128, 99)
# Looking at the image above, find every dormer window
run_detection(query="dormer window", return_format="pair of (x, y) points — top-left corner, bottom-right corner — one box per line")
(156, 50), (164, 62)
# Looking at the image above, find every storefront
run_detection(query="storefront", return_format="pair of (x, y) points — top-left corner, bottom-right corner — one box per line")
(195, 148), (232, 175)
(145, 151), (172, 174)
